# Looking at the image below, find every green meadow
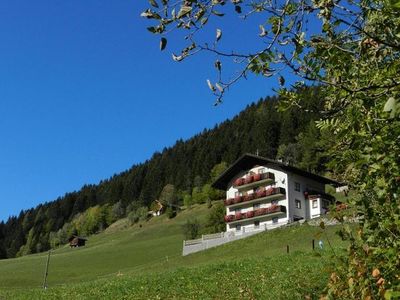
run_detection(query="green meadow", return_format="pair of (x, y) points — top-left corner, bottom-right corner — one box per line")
(0, 203), (347, 299)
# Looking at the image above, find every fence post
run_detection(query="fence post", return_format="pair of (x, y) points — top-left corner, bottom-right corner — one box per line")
(286, 245), (290, 254)
(43, 250), (51, 289)
(312, 239), (315, 250)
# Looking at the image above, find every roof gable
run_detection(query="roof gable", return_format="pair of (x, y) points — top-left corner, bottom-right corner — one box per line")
(212, 153), (340, 190)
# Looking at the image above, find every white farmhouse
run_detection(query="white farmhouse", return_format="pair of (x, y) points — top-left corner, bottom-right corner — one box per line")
(212, 154), (339, 233)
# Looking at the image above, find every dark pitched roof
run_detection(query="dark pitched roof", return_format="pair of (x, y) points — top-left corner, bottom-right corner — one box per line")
(212, 153), (340, 190)
(68, 235), (87, 242)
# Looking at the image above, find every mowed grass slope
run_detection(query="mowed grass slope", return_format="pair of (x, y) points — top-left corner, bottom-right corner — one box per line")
(0, 203), (347, 299)
(0, 204), (210, 289)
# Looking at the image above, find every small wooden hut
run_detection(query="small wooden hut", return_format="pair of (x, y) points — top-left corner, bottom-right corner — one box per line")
(68, 235), (87, 248)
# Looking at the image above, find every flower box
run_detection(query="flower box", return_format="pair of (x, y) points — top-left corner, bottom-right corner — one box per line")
(265, 187), (275, 196)
(224, 198), (234, 206)
(267, 205), (278, 213)
(233, 196), (242, 204)
(256, 189), (266, 198)
(235, 212), (242, 220)
(246, 211), (254, 218)
(253, 173), (261, 181)
(245, 175), (254, 184)
(254, 208), (263, 216)
(234, 178), (245, 187)
(224, 215), (235, 222)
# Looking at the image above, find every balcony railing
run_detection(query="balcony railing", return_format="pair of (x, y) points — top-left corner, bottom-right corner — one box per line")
(304, 190), (336, 201)
(224, 187), (286, 207)
(224, 205), (286, 224)
(233, 172), (275, 191)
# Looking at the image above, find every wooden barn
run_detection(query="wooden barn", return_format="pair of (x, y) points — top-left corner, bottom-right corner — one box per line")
(68, 236), (87, 248)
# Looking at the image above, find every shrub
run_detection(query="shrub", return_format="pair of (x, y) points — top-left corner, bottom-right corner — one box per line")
(128, 207), (149, 225)
(166, 207), (176, 219)
(182, 219), (201, 240)
(204, 201), (225, 233)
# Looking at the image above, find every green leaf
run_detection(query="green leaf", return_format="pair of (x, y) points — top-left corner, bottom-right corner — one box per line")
(200, 17), (208, 25)
(383, 97), (395, 112)
(177, 6), (192, 18)
(259, 25), (267, 37)
(147, 26), (157, 33)
(389, 0), (400, 9)
(172, 53), (184, 62)
(385, 290), (400, 299)
(160, 37), (167, 51)
(279, 76), (285, 86)
(214, 60), (222, 71)
(207, 79), (216, 92)
(211, 10), (225, 16)
(141, 9), (161, 20)
(216, 29), (222, 41)
(215, 83), (223, 92)
(149, 0), (159, 8)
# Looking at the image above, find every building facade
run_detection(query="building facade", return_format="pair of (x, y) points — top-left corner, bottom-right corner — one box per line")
(212, 154), (338, 233)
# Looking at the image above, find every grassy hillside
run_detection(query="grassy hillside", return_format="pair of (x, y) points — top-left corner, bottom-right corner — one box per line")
(0, 203), (348, 299)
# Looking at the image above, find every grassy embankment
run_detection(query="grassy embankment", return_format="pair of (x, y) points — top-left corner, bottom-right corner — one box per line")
(0, 202), (348, 299)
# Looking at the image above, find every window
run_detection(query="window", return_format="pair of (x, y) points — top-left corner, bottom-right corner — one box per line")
(312, 200), (318, 208)
(271, 200), (278, 205)
(254, 220), (260, 228)
(236, 224), (241, 231)
(295, 199), (301, 209)
(295, 182), (301, 192)
(253, 203), (260, 210)
(272, 217), (278, 224)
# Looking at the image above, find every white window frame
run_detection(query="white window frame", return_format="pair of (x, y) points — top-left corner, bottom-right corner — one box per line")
(295, 199), (301, 209)
(312, 200), (318, 208)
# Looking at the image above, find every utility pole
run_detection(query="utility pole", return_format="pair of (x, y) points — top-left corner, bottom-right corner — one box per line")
(43, 250), (51, 289)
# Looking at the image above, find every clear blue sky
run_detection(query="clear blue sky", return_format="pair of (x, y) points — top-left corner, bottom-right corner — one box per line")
(0, 1), (282, 222)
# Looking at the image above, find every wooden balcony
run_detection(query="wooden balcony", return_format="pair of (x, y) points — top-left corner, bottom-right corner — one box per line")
(233, 172), (275, 191)
(224, 187), (286, 208)
(224, 205), (286, 225)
